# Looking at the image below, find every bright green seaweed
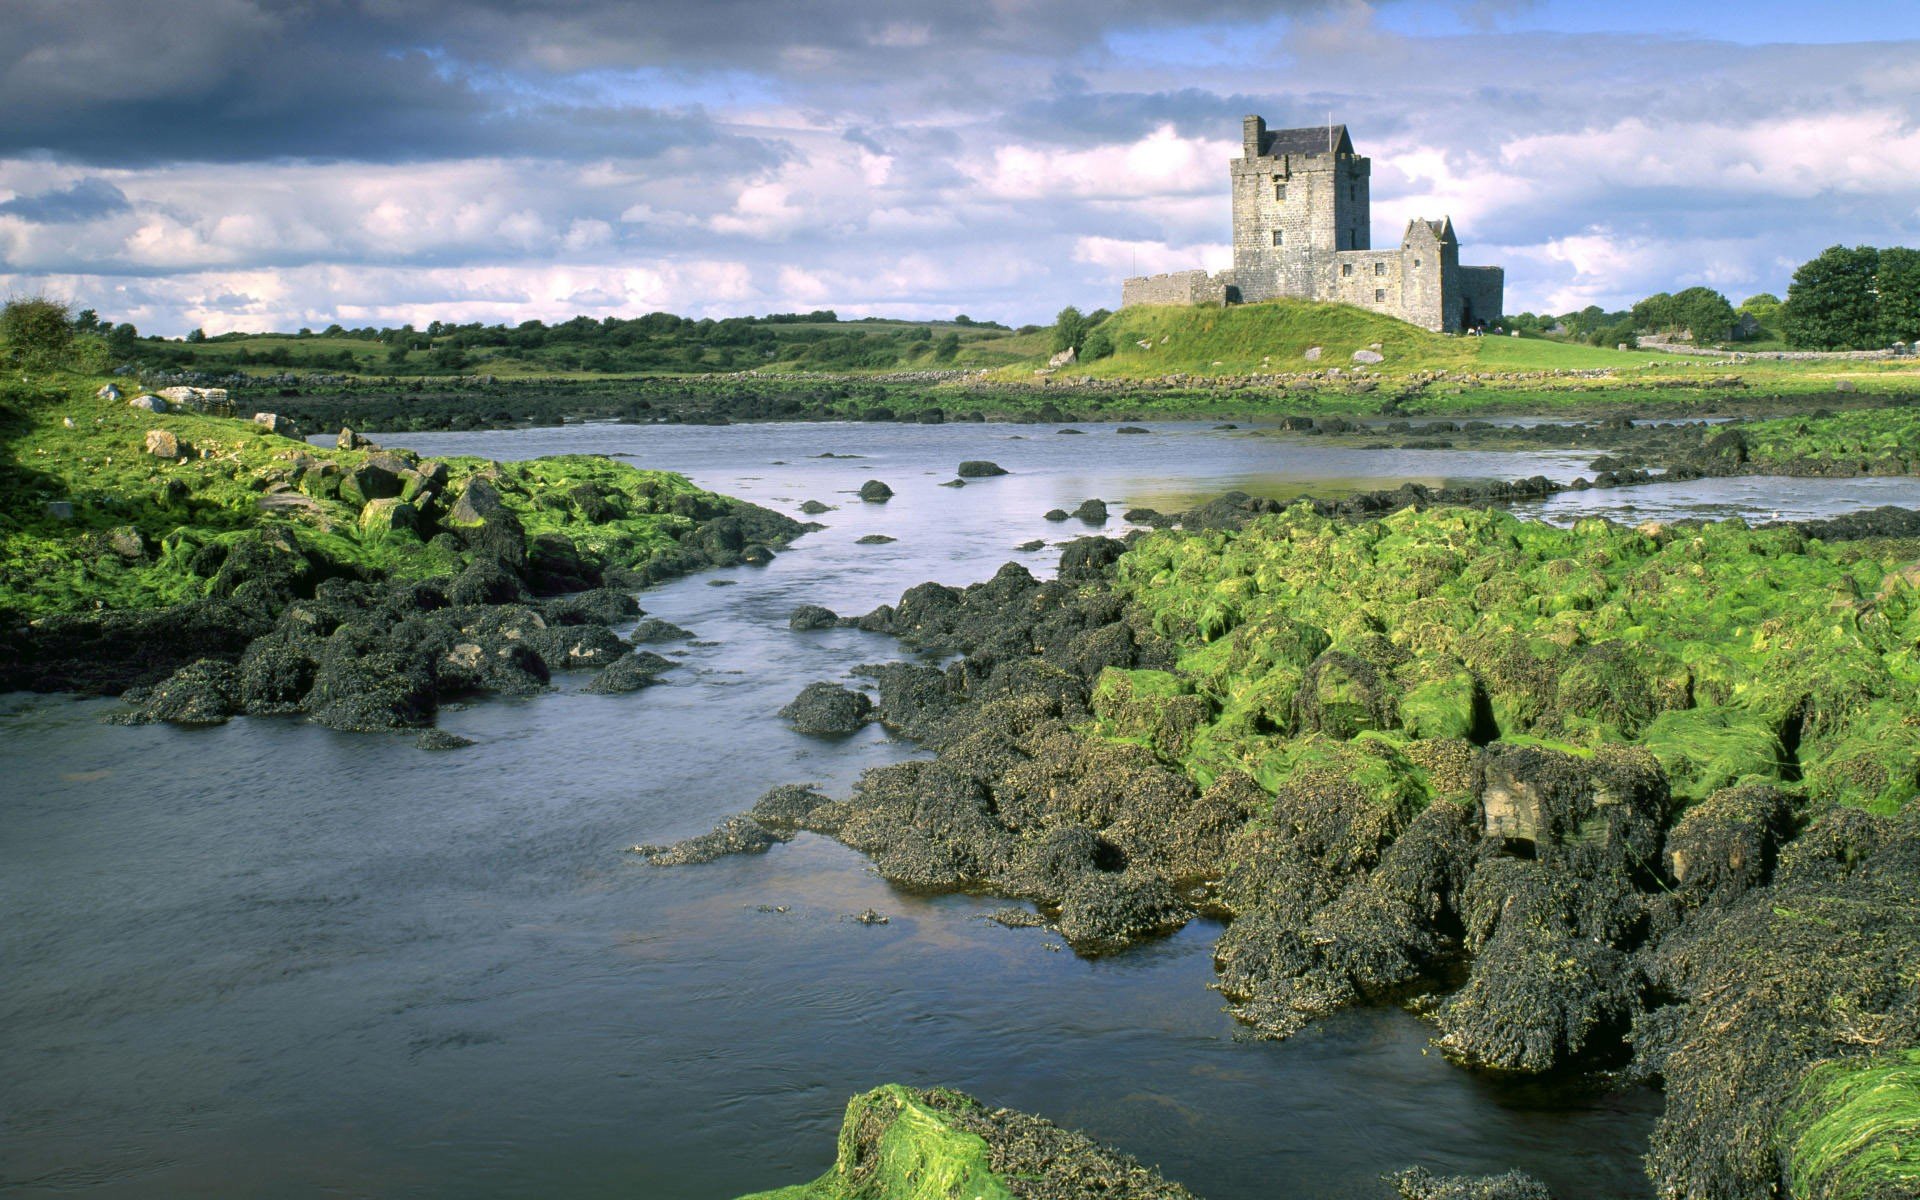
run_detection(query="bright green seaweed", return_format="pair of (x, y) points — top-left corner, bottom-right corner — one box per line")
(738, 1086), (1015, 1200)
(1110, 504), (1920, 814)
(1782, 1049), (1920, 1200)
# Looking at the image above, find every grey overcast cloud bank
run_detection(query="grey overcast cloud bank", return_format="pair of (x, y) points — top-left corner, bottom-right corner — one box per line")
(2, 0), (1917, 335)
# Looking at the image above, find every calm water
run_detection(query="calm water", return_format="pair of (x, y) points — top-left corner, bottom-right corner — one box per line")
(10, 421), (1919, 1199)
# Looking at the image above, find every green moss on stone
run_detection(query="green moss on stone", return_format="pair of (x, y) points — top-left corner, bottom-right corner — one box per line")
(1781, 1049), (1920, 1200)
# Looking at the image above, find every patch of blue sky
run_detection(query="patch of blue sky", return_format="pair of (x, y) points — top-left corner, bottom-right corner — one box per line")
(386, 46), (779, 112)
(1101, 14), (1296, 69)
(1375, 0), (1915, 46)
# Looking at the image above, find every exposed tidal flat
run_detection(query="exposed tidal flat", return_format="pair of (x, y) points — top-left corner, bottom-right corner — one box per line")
(5, 386), (1920, 1198)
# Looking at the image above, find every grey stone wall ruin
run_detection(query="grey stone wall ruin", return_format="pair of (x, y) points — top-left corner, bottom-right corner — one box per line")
(1119, 269), (1235, 308)
(1121, 117), (1504, 332)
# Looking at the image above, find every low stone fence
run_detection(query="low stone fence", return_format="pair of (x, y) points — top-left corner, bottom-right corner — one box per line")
(1638, 339), (1911, 362)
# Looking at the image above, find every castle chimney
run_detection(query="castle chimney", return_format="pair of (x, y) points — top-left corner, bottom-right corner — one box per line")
(1242, 115), (1266, 159)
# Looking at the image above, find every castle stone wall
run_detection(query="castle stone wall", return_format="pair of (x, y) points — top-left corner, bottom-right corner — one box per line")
(1458, 267), (1505, 333)
(1122, 117), (1504, 331)
(1120, 269), (1233, 308)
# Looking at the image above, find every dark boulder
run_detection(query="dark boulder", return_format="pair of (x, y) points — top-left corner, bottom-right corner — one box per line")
(540, 588), (641, 627)
(789, 604), (841, 631)
(1071, 498), (1109, 522)
(445, 477), (527, 571)
(448, 557), (528, 607)
(629, 618), (693, 643)
(307, 650), (436, 731)
(1058, 536), (1127, 582)
(585, 651), (674, 694)
(237, 629), (321, 714)
(1054, 869), (1190, 951)
(339, 462), (402, 508)
(526, 531), (600, 593)
(957, 460), (1009, 478)
(630, 815), (792, 865)
(116, 659), (241, 725)
(527, 623), (628, 671)
(780, 681), (873, 735)
(858, 479), (893, 502)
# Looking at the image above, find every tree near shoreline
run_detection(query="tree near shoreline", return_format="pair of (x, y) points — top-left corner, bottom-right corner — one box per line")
(1878, 246), (1920, 346)
(1783, 245), (1882, 350)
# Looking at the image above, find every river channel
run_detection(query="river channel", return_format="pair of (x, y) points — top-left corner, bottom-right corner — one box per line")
(9, 420), (1920, 1198)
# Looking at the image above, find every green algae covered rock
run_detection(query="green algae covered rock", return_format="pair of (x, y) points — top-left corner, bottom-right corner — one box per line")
(1112, 502), (1920, 816)
(356, 498), (419, 539)
(736, 1084), (1195, 1200)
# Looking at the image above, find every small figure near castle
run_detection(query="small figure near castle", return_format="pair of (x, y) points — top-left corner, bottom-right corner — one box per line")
(1122, 116), (1503, 333)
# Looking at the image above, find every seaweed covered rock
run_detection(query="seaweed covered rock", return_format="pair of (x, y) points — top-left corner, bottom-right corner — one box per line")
(735, 1084), (1197, 1200)
(858, 479), (893, 502)
(526, 622), (628, 671)
(780, 681), (873, 735)
(629, 815), (792, 865)
(837, 760), (1014, 890)
(307, 650), (436, 731)
(540, 588), (641, 627)
(956, 460), (1008, 478)
(444, 476), (527, 571)
(1058, 535), (1127, 582)
(115, 658), (241, 725)
(1216, 799), (1479, 1039)
(1054, 868), (1191, 951)
(748, 784), (839, 830)
(1391, 1167), (1555, 1200)
(1663, 783), (1796, 906)
(788, 604), (841, 631)
(1478, 742), (1669, 879)
(586, 650), (674, 694)
(1643, 802), (1920, 1200)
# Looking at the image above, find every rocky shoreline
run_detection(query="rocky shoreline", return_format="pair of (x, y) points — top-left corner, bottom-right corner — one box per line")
(135, 368), (1920, 435)
(0, 378), (807, 728)
(650, 493), (1920, 1200)
(735, 1084), (1559, 1199)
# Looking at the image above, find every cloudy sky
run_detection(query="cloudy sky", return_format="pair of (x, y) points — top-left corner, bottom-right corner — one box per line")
(1, 0), (1915, 335)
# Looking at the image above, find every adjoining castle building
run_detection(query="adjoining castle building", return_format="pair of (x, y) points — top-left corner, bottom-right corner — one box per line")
(1121, 117), (1504, 332)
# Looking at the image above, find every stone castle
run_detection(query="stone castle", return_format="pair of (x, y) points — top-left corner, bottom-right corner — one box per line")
(1121, 117), (1503, 332)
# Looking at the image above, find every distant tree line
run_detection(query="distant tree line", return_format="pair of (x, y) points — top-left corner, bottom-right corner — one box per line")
(1503, 244), (1918, 352)
(101, 309), (1019, 375)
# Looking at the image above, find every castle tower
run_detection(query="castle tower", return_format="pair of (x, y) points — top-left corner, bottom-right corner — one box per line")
(1121, 117), (1502, 331)
(1230, 115), (1371, 303)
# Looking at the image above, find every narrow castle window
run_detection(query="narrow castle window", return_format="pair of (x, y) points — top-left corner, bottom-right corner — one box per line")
(1374, 289), (1386, 302)
(1374, 262), (1386, 276)
(1341, 263), (1353, 277)
(1274, 182), (1286, 201)
(1272, 230), (1284, 246)
(1415, 259), (1422, 268)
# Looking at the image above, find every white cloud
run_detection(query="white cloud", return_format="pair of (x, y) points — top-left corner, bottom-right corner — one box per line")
(970, 124), (1237, 202)
(1500, 111), (1920, 198)
(1073, 235), (1231, 276)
